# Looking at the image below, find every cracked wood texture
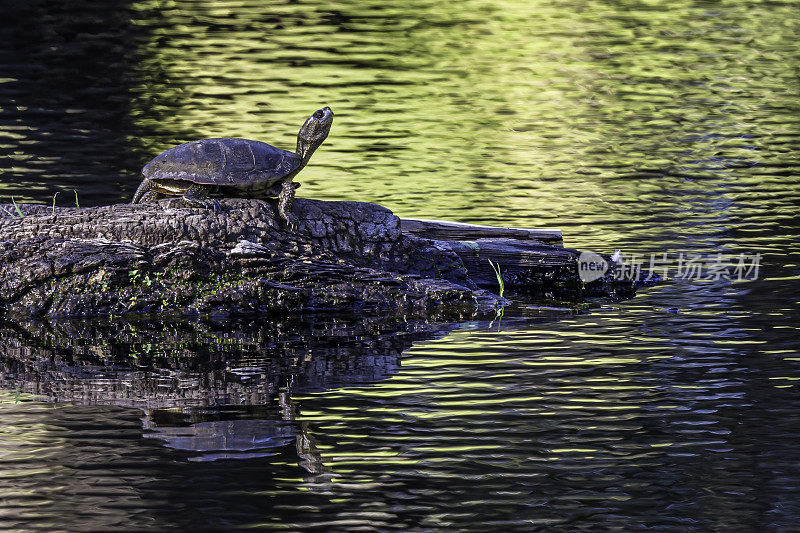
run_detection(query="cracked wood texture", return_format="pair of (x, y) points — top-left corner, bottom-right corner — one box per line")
(0, 198), (506, 319)
(0, 198), (626, 319)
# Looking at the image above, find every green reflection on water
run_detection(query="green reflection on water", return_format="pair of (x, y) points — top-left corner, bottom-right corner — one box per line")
(1, 2), (799, 529)
(119, 0), (799, 252)
(1, 0), (797, 257)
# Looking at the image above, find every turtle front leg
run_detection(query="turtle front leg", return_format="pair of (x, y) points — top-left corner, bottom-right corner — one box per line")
(131, 178), (160, 204)
(278, 180), (299, 230)
(181, 183), (221, 212)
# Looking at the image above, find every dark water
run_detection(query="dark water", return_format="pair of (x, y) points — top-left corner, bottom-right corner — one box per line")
(2, 0), (800, 530)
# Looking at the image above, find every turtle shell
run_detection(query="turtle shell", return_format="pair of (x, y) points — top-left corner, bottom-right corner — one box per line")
(142, 138), (301, 187)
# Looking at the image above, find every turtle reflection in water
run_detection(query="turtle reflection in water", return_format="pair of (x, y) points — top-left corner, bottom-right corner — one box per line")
(131, 107), (334, 229)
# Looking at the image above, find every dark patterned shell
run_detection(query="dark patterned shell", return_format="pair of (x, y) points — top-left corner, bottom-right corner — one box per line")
(142, 138), (301, 187)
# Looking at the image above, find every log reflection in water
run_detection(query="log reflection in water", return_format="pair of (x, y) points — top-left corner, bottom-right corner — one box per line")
(0, 314), (456, 463)
(0, 314), (440, 407)
(0, 310), (571, 464)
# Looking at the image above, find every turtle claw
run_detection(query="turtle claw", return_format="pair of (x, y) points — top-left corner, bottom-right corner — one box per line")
(283, 213), (299, 232)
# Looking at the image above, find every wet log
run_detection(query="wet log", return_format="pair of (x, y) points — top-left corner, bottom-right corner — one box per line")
(0, 198), (625, 319)
(399, 218), (629, 297)
(399, 218), (572, 288)
(438, 239), (582, 290)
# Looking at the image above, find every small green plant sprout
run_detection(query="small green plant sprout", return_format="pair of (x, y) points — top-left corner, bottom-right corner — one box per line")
(48, 190), (80, 214)
(10, 197), (24, 218)
(488, 259), (504, 298)
(51, 191), (64, 215)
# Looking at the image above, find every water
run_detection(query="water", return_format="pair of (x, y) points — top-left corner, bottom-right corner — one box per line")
(1, 0), (799, 530)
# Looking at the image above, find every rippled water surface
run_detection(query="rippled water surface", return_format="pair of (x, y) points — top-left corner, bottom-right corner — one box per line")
(1, 0), (799, 530)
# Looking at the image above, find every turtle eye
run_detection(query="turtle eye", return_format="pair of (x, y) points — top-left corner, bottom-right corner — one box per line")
(313, 110), (324, 119)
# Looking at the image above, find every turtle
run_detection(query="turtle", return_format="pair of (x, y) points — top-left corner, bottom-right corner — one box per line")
(131, 106), (334, 229)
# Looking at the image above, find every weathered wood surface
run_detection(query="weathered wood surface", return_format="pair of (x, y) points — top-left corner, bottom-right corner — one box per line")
(446, 240), (582, 289)
(400, 218), (563, 246)
(397, 219), (622, 295)
(0, 198), (623, 319)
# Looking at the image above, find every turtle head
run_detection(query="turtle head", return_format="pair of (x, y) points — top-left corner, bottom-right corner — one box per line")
(296, 106), (333, 163)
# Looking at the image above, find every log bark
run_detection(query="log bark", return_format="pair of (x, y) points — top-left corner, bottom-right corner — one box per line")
(0, 198), (626, 319)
